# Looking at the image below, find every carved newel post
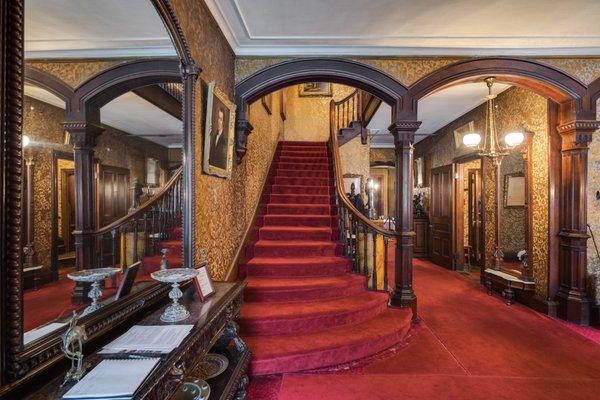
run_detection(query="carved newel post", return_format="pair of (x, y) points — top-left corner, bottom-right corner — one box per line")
(388, 120), (421, 317)
(555, 120), (600, 325)
(62, 121), (104, 303)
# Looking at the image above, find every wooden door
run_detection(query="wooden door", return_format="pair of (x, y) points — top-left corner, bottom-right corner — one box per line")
(60, 168), (76, 253)
(97, 165), (130, 228)
(430, 164), (454, 269)
(467, 169), (484, 266)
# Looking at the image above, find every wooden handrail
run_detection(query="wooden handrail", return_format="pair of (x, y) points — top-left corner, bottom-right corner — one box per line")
(334, 89), (358, 106)
(94, 166), (183, 235)
(329, 99), (397, 237)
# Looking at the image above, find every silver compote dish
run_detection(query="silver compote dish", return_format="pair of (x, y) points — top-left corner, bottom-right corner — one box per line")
(67, 268), (121, 315)
(151, 268), (199, 322)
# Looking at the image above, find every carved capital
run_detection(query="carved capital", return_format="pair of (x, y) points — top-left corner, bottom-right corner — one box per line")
(389, 120), (421, 148)
(557, 120), (599, 150)
(235, 118), (254, 164)
(180, 62), (201, 79)
(62, 121), (104, 149)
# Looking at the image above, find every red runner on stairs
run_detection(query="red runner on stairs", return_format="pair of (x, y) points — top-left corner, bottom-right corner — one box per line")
(239, 141), (412, 376)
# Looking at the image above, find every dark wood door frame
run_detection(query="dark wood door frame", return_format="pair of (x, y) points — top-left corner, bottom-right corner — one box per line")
(430, 164), (454, 269)
(51, 150), (75, 280)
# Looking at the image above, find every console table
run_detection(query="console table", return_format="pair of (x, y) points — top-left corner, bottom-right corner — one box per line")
(22, 281), (249, 400)
(484, 268), (535, 305)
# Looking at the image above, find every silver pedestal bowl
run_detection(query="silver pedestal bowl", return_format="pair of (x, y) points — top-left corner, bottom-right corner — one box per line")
(151, 268), (199, 323)
(67, 268), (121, 316)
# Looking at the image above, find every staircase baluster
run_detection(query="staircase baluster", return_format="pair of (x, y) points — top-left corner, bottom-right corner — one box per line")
(384, 235), (389, 291)
(363, 225), (368, 277)
(111, 229), (117, 269)
(372, 232), (378, 290)
(133, 218), (139, 263)
(143, 213), (149, 256)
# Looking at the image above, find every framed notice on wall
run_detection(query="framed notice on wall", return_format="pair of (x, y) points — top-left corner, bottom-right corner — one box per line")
(194, 265), (216, 301)
(504, 173), (525, 207)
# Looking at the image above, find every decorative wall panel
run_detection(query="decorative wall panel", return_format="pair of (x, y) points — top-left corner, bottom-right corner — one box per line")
(340, 136), (371, 198)
(587, 99), (600, 304)
(370, 148), (395, 164)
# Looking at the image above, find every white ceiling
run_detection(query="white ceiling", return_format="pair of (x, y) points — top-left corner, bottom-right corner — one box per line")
(205, 0), (600, 56)
(24, 85), (183, 148)
(368, 82), (511, 148)
(25, 0), (176, 59)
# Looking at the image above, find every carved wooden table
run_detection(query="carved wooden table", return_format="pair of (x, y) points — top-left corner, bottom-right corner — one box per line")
(23, 281), (250, 400)
(484, 268), (535, 305)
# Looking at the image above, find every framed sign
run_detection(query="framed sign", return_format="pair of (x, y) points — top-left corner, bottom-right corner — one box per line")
(194, 265), (216, 301)
(298, 82), (332, 97)
(115, 261), (141, 300)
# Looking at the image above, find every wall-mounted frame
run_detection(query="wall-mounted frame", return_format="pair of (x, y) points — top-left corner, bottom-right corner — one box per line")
(145, 157), (161, 187)
(343, 173), (363, 195)
(504, 172), (525, 208)
(298, 82), (332, 97)
(203, 82), (236, 179)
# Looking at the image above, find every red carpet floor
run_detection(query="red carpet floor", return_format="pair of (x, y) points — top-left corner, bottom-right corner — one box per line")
(248, 258), (600, 399)
(240, 141), (412, 376)
(23, 226), (182, 332)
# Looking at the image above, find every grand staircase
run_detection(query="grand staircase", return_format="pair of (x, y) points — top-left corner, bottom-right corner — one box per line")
(239, 141), (411, 376)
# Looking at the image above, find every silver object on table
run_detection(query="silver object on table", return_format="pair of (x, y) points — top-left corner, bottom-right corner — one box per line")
(151, 268), (199, 322)
(60, 311), (88, 386)
(67, 267), (121, 315)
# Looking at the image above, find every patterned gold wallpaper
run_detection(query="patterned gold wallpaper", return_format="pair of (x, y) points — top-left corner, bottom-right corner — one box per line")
(27, 59), (131, 88)
(587, 100), (600, 304)
(414, 87), (549, 297)
(235, 57), (600, 87)
(340, 136), (371, 198)
(370, 148), (395, 164)
(283, 84), (355, 142)
(171, 0), (283, 280)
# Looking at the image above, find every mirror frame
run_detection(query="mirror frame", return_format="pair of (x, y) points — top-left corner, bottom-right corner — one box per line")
(0, 0), (200, 383)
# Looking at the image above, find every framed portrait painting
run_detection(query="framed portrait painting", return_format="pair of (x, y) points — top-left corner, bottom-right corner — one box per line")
(298, 82), (332, 97)
(203, 82), (236, 178)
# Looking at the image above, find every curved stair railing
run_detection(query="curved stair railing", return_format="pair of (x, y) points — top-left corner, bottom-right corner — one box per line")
(91, 166), (183, 271)
(329, 98), (397, 292)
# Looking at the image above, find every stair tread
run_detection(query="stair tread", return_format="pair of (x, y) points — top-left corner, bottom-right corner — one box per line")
(246, 255), (349, 266)
(243, 308), (411, 360)
(245, 274), (363, 290)
(259, 226), (332, 232)
(241, 291), (386, 321)
(253, 239), (337, 247)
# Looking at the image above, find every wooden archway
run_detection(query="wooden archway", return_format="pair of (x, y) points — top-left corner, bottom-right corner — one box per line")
(24, 65), (74, 108)
(406, 57), (599, 325)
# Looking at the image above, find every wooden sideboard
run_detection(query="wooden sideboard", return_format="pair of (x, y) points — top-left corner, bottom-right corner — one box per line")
(20, 282), (249, 400)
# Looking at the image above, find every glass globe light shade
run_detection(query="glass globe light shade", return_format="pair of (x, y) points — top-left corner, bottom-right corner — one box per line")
(22, 135), (31, 148)
(462, 132), (481, 148)
(504, 131), (524, 147)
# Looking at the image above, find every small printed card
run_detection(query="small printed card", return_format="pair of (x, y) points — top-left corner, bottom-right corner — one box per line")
(194, 265), (215, 301)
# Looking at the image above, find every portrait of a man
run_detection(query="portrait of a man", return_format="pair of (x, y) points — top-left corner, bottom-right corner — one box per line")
(203, 82), (235, 178)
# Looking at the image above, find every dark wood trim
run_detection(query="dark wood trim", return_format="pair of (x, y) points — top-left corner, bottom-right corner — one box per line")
(50, 150), (74, 281)
(24, 66), (74, 109)
(547, 100), (561, 310)
(234, 58), (409, 163)
(132, 85), (182, 120)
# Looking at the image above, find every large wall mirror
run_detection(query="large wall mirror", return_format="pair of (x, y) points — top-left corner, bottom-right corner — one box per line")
(497, 133), (533, 281)
(4, 0), (197, 381)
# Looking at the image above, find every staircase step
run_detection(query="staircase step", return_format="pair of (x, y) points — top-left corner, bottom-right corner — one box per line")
(263, 204), (334, 216)
(243, 309), (412, 375)
(273, 177), (333, 186)
(275, 156), (331, 164)
(244, 275), (366, 302)
(141, 254), (183, 270)
(267, 185), (333, 195)
(242, 256), (350, 277)
(280, 141), (327, 147)
(278, 150), (329, 157)
(275, 162), (332, 171)
(248, 240), (341, 257)
(260, 214), (335, 227)
(257, 226), (333, 241)
(263, 193), (334, 205)
(239, 291), (388, 335)
(274, 169), (332, 179)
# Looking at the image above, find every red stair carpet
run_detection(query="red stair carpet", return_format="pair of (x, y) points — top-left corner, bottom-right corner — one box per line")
(239, 141), (412, 376)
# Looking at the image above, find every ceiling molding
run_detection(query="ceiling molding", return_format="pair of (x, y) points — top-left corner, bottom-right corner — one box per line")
(25, 46), (177, 60)
(204, 0), (600, 56)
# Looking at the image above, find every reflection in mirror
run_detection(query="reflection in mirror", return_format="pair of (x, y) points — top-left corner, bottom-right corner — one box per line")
(499, 151), (527, 276)
(23, 0), (181, 347)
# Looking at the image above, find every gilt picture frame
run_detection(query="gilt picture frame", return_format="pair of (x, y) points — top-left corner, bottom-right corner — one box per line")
(203, 82), (236, 179)
(504, 173), (525, 208)
(298, 82), (332, 97)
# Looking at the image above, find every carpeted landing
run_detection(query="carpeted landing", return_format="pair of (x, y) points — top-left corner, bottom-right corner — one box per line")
(247, 258), (600, 399)
(239, 141), (412, 376)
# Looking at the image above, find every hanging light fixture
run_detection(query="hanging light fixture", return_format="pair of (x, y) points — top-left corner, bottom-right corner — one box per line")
(462, 77), (524, 154)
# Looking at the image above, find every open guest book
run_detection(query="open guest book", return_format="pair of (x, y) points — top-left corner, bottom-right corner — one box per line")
(62, 358), (160, 399)
(99, 325), (194, 355)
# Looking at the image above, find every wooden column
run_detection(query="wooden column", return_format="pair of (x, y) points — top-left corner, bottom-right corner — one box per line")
(556, 120), (599, 325)
(388, 120), (421, 316)
(62, 121), (103, 303)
